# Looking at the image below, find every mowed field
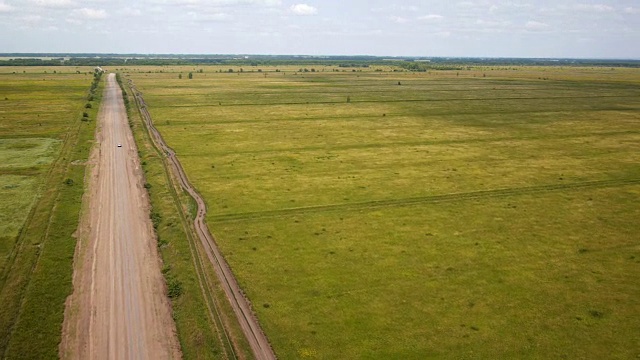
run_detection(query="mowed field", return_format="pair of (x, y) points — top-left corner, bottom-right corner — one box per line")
(126, 65), (640, 359)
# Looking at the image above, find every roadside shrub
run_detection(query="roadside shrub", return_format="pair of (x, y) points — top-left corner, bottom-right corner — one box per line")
(150, 211), (162, 229)
(85, 103), (92, 109)
(63, 178), (74, 186)
(167, 278), (183, 298)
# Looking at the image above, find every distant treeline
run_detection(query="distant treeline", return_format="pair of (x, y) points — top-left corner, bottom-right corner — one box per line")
(1, 54), (639, 68)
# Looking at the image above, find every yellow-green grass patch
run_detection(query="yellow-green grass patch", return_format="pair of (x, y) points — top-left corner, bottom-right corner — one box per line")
(0, 138), (61, 169)
(126, 66), (640, 358)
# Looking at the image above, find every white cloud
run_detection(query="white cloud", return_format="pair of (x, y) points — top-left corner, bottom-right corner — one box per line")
(29, 0), (76, 8)
(23, 15), (44, 22)
(190, 11), (232, 22)
(575, 4), (614, 12)
(205, 13), (231, 21)
(418, 14), (443, 21)
(0, 2), (14, 12)
(73, 8), (108, 19)
(525, 20), (550, 31)
(390, 16), (409, 24)
(400, 6), (418, 12)
(149, 0), (281, 6)
(290, 4), (317, 15)
(457, 2), (476, 8)
(119, 7), (142, 17)
(624, 7), (640, 14)
(372, 4), (420, 13)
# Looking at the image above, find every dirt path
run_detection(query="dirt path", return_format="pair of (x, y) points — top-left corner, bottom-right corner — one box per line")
(129, 81), (276, 360)
(60, 74), (181, 360)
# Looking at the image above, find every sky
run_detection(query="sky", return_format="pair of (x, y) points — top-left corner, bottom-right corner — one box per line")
(0, 0), (639, 58)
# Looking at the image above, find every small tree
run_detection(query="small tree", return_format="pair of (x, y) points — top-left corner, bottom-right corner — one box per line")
(188, 72), (193, 79)
(178, 73), (182, 79)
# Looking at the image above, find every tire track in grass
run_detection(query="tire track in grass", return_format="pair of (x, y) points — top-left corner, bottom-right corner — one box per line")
(129, 81), (276, 360)
(211, 178), (640, 223)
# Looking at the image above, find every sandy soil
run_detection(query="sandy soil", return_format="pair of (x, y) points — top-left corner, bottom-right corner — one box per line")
(60, 73), (181, 360)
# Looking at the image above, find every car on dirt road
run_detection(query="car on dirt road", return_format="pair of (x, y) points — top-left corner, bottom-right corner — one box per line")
(117, 143), (122, 147)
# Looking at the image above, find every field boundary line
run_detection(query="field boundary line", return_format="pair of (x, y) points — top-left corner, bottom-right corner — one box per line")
(128, 80), (276, 360)
(211, 178), (640, 223)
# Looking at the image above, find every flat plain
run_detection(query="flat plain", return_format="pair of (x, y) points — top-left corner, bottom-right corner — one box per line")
(127, 65), (640, 359)
(0, 66), (100, 358)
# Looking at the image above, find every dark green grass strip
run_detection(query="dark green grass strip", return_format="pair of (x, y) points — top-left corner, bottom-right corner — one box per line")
(211, 178), (640, 223)
(180, 130), (640, 157)
(151, 94), (639, 108)
(0, 168), (43, 176)
(157, 108), (640, 127)
(145, 85), (640, 98)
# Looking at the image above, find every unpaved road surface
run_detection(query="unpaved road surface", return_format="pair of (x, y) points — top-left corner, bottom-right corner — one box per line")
(130, 82), (276, 359)
(61, 74), (181, 360)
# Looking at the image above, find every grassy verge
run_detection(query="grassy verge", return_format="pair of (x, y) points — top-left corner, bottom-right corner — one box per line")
(0, 71), (103, 358)
(120, 74), (253, 359)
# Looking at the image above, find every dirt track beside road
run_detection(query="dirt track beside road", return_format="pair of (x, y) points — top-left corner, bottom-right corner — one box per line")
(60, 73), (181, 360)
(129, 81), (276, 360)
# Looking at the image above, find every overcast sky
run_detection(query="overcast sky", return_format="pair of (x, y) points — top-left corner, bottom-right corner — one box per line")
(0, 0), (639, 58)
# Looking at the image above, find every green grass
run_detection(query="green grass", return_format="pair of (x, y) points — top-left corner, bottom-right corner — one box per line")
(0, 176), (39, 239)
(0, 67), (101, 358)
(127, 65), (640, 358)
(0, 138), (61, 169)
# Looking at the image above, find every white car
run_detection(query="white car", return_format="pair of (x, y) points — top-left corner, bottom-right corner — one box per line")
(117, 143), (122, 147)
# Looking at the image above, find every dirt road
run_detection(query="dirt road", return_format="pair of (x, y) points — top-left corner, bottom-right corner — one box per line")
(60, 73), (181, 359)
(129, 82), (276, 359)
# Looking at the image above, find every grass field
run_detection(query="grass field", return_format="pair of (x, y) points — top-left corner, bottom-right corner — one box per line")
(0, 69), (89, 274)
(127, 65), (640, 359)
(0, 67), (101, 358)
